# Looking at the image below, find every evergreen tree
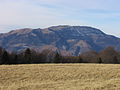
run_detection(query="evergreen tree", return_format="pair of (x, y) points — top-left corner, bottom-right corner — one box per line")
(54, 52), (62, 63)
(1, 50), (9, 64)
(98, 57), (102, 64)
(113, 56), (118, 64)
(0, 47), (3, 64)
(0, 47), (3, 55)
(13, 54), (18, 64)
(79, 56), (83, 63)
(24, 48), (32, 64)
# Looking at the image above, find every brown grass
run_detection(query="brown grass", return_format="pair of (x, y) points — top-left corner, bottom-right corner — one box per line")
(0, 64), (120, 90)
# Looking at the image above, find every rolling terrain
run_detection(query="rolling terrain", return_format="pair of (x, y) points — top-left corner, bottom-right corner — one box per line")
(0, 64), (120, 90)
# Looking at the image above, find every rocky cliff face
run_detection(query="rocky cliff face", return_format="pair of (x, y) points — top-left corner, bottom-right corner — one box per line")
(0, 25), (120, 55)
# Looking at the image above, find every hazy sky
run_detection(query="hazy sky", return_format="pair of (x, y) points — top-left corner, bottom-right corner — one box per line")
(0, 0), (120, 37)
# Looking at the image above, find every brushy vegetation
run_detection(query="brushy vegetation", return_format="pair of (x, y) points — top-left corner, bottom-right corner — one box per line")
(0, 64), (120, 90)
(0, 46), (120, 64)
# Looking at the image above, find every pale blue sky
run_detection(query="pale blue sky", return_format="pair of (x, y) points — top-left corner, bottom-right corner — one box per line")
(0, 0), (120, 37)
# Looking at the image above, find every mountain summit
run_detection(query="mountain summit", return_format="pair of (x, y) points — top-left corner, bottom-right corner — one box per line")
(0, 25), (120, 55)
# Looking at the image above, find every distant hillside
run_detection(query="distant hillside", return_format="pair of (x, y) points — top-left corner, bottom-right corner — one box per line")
(0, 25), (120, 55)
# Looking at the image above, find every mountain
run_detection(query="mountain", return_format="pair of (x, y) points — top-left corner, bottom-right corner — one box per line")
(0, 25), (120, 56)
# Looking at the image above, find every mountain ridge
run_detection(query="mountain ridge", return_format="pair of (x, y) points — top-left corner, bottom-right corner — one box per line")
(0, 25), (120, 56)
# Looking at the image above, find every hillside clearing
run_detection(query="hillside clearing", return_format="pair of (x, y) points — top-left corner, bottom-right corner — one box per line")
(0, 64), (120, 90)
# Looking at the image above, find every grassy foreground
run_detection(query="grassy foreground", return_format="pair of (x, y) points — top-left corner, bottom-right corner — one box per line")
(0, 64), (120, 90)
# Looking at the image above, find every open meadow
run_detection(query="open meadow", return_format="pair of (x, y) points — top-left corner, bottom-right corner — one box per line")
(0, 64), (120, 90)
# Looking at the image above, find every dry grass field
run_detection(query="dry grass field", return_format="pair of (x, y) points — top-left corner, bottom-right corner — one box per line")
(0, 64), (120, 90)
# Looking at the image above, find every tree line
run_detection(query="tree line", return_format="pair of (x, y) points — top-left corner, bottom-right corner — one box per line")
(0, 46), (120, 65)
